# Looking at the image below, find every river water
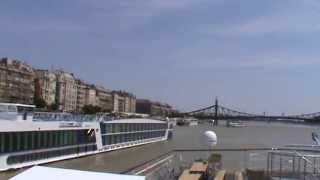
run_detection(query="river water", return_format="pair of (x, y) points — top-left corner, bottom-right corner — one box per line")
(0, 121), (317, 179)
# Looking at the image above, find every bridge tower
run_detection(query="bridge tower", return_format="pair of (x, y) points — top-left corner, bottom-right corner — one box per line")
(214, 98), (218, 125)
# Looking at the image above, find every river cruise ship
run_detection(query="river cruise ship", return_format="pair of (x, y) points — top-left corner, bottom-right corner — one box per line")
(0, 103), (173, 171)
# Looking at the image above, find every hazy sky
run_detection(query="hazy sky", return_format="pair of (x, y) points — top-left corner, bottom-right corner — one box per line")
(1, 0), (320, 115)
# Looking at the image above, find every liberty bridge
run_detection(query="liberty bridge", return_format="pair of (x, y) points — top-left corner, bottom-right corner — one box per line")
(185, 99), (320, 125)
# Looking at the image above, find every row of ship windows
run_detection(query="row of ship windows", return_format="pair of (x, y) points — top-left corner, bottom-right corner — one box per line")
(7, 145), (97, 165)
(102, 131), (166, 145)
(100, 123), (167, 134)
(0, 130), (96, 154)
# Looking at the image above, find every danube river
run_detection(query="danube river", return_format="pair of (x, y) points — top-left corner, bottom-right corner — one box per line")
(1, 121), (317, 179)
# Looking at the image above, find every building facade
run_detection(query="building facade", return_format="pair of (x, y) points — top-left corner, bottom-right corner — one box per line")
(124, 95), (136, 113)
(75, 79), (87, 112)
(34, 69), (57, 106)
(112, 91), (136, 113)
(0, 58), (35, 105)
(77, 80), (109, 112)
(55, 70), (77, 112)
(136, 99), (173, 116)
(95, 86), (113, 112)
(112, 92), (124, 113)
(85, 86), (98, 106)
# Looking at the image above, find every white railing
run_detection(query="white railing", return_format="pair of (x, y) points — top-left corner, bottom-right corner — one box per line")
(33, 112), (113, 122)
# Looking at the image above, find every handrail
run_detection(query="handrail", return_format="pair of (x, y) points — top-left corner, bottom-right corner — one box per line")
(294, 151), (320, 176)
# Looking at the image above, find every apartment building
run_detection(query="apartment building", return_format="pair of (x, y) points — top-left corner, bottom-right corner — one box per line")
(95, 86), (113, 112)
(55, 70), (77, 112)
(34, 69), (57, 106)
(0, 58), (35, 105)
(112, 91), (136, 113)
(136, 99), (173, 116)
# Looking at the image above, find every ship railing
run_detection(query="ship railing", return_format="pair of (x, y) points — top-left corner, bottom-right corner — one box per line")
(33, 112), (113, 122)
(267, 150), (320, 179)
(122, 148), (320, 180)
(33, 112), (167, 122)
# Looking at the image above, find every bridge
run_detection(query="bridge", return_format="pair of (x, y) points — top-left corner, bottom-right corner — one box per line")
(185, 99), (320, 125)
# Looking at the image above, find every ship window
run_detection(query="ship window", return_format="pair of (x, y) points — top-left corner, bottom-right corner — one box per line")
(18, 132), (24, 151)
(106, 124), (111, 133)
(121, 134), (125, 143)
(59, 131), (64, 146)
(31, 132), (36, 150)
(0, 133), (4, 153)
(48, 131), (53, 148)
(118, 124), (123, 132)
(0, 105), (7, 112)
(54, 131), (59, 147)
(123, 124), (128, 132)
(102, 136), (106, 145)
(100, 123), (106, 134)
(8, 105), (17, 112)
(8, 133), (14, 152)
(72, 131), (77, 145)
(38, 132), (42, 149)
(23, 132), (28, 150)
(38, 131), (43, 148)
(14, 132), (19, 151)
(111, 135), (115, 144)
(111, 124), (115, 133)
(0, 130), (97, 154)
(42, 131), (47, 148)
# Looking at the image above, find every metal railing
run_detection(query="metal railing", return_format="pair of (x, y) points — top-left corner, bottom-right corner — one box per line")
(33, 112), (113, 122)
(267, 151), (320, 180)
(33, 112), (168, 122)
(122, 148), (320, 180)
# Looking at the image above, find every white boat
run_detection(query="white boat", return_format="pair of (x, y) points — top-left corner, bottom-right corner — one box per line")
(188, 119), (198, 126)
(0, 103), (173, 172)
(226, 120), (246, 127)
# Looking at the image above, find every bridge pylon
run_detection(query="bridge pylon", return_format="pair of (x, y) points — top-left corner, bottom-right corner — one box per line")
(214, 98), (218, 125)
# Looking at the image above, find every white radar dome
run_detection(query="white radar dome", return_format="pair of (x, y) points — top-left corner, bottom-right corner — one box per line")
(204, 131), (217, 147)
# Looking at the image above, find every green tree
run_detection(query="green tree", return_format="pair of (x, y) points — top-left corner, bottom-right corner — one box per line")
(34, 97), (47, 108)
(82, 105), (102, 114)
(48, 103), (59, 111)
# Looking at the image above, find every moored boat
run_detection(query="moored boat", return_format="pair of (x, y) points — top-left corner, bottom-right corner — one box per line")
(226, 120), (246, 127)
(0, 103), (173, 172)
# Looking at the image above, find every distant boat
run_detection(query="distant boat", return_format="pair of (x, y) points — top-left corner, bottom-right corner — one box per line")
(176, 118), (198, 126)
(226, 120), (246, 127)
(188, 118), (198, 126)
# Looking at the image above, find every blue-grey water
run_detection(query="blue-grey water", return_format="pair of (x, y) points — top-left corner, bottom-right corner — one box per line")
(0, 121), (317, 179)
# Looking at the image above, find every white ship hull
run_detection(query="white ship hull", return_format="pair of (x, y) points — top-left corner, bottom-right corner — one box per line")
(0, 116), (173, 172)
(0, 136), (167, 172)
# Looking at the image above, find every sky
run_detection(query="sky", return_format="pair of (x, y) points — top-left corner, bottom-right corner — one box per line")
(1, 0), (320, 115)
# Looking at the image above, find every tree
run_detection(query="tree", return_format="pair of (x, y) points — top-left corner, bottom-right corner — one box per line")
(82, 105), (102, 114)
(34, 97), (47, 108)
(48, 103), (59, 111)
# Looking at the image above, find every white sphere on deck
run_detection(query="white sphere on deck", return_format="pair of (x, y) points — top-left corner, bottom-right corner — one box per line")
(204, 131), (217, 146)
